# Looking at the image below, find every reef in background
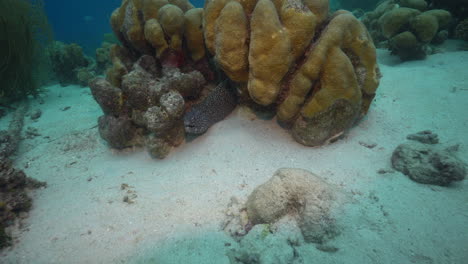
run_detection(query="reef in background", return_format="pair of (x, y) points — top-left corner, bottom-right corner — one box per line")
(47, 34), (120, 88)
(333, 0), (381, 12)
(360, 0), (468, 61)
(47, 41), (96, 87)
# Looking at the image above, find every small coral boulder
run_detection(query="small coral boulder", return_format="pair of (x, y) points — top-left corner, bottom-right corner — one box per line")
(392, 132), (467, 186)
(246, 168), (341, 243)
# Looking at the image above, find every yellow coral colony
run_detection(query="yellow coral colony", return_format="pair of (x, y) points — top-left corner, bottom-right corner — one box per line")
(214, 1), (249, 82)
(248, 0), (292, 105)
(184, 8), (206, 61)
(204, 0), (380, 146)
(110, 0), (205, 64)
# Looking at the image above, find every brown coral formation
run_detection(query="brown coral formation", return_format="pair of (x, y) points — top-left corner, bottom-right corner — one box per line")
(90, 55), (206, 159)
(204, 0), (380, 146)
(0, 159), (46, 248)
(94, 0), (381, 157)
(95, 41), (114, 75)
(0, 103), (46, 248)
(110, 0), (208, 70)
(93, 0), (218, 159)
(47, 41), (95, 87)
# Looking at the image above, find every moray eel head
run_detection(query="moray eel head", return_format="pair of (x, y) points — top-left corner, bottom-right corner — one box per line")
(183, 80), (236, 135)
(183, 109), (210, 135)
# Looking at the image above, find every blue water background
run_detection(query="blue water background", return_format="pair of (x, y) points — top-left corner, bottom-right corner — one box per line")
(44, 0), (205, 56)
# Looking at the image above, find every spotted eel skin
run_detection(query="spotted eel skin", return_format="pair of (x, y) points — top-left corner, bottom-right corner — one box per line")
(184, 80), (237, 134)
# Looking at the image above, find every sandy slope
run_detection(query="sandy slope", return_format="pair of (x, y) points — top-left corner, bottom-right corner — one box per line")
(1, 47), (467, 264)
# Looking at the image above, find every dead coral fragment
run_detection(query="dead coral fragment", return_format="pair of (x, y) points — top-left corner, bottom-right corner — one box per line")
(246, 168), (341, 243)
(0, 103), (46, 249)
(392, 133), (466, 186)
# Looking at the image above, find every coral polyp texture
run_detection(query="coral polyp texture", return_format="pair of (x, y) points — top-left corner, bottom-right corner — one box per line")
(204, 0), (381, 146)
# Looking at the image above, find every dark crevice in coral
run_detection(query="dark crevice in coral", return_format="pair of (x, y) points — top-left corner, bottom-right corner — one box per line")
(121, 37), (142, 60)
(161, 28), (172, 47)
(137, 10), (144, 25)
(241, 14), (251, 75)
(302, 80), (322, 112)
(343, 48), (365, 90)
(274, 18), (331, 118)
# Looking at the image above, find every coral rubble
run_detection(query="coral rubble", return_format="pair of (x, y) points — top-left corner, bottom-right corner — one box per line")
(0, 103), (46, 249)
(392, 131), (467, 186)
(226, 222), (304, 264)
(0, 159), (46, 248)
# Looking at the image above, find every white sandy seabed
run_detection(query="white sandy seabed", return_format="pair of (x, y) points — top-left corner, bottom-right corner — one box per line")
(0, 44), (467, 264)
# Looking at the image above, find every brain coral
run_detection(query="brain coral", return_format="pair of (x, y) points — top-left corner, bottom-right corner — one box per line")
(204, 0), (381, 146)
